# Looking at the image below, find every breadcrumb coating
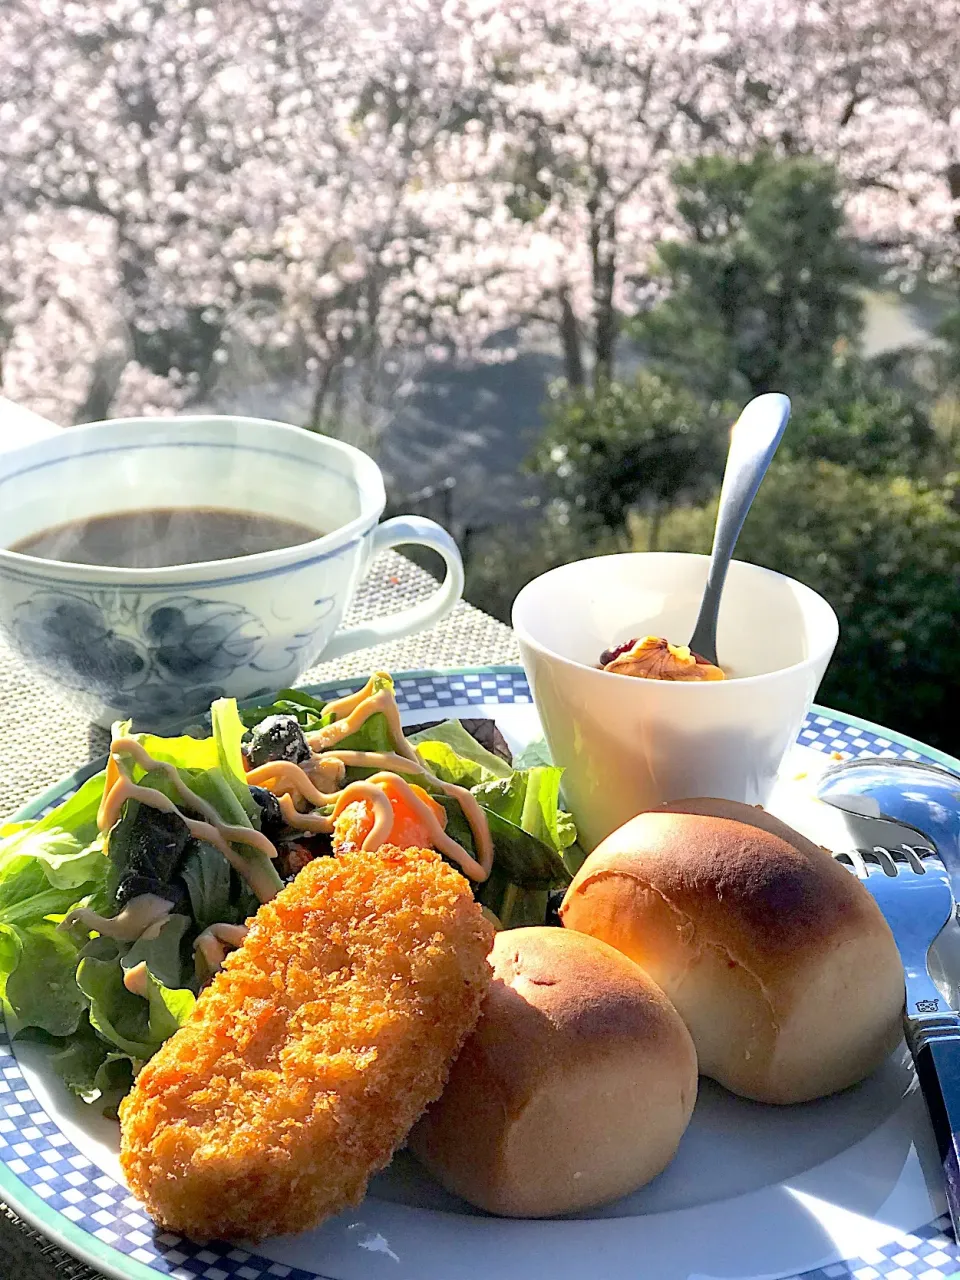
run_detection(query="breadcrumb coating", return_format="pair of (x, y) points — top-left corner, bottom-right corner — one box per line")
(119, 846), (494, 1242)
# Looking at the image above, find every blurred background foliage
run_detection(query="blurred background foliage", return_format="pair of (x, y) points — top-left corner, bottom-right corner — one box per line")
(2, 0), (959, 749)
(466, 148), (960, 748)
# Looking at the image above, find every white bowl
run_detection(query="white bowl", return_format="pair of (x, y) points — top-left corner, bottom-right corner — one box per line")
(512, 552), (839, 850)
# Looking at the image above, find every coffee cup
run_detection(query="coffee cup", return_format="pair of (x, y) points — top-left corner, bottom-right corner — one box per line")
(0, 404), (463, 727)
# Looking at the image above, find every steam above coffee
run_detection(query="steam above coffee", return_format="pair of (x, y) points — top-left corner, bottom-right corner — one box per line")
(9, 508), (327, 569)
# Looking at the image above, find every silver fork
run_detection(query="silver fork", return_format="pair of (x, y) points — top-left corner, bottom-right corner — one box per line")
(835, 837), (960, 1236)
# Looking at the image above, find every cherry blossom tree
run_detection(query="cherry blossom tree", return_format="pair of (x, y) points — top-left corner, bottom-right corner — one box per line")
(384, 0), (743, 388)
(0, 0), (957, 428)
(723, 0), (960, 281)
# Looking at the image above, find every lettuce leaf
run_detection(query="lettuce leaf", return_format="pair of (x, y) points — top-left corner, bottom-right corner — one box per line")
(129, 707), (258, 827)
(76, 951), (195, 1061)
(239, 688), (327, 730)
(0, 784), (109, 1022)
(474, 766), (577, 856)
(0, 773), (107, 886)
(413, 740), (489, 789)
(0, 822), (32, 839)
(48, 1019), (114, 1097)
(211, 698), (260, 822)
(0, 858), (90, 928)
(0, 779), (112, 1049)
(182, 766), (252, 829)
(46, 1015), (136, 1114)
(479, 808), (572, 889)
(409, 720), (512, 783)
(132, 730), (218, 773)
(2, 922), (88, 1037)
(181, 841), (233, 933)
(436, 796), (570, 891)
(512, 738), (555, 770)
(329, 710), (395, 754)
(122, 914), (192, 991)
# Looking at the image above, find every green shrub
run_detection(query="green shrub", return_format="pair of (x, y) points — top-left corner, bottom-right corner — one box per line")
(531, 371), (727, 536)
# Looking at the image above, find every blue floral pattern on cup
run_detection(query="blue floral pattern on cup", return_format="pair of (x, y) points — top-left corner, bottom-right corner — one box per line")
(9, 590), (267, 706)
(10, 592), (150, 694)
(141, 596), (266, 681)
(0, 576), (342, 724)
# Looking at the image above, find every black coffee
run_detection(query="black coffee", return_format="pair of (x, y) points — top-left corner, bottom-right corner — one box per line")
(10, 508), (327, 568)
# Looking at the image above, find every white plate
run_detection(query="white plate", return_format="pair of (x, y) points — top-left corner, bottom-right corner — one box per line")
(3, 666), (960, 1280)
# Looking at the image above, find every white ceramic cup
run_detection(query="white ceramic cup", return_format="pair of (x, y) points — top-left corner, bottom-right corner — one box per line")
(512, 551), (839, 851)
(0, 403), (464, 727)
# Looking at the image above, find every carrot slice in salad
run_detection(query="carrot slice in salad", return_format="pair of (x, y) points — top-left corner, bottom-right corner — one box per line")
(333, 776), (447, 853)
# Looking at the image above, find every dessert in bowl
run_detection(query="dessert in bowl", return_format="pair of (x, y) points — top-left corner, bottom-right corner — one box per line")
(512, 551), (838, 849)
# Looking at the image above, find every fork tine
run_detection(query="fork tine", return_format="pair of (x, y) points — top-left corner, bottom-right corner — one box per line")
(902, 844), (934, 872)
(832, 835), (960, 1242)
(871, 846), (898, 876)
(841, 848), (868, 879)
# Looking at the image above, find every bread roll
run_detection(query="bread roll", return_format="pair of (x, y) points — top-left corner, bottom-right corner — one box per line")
(560, 798), (904, 1104)
(409, 926), (697, 1217)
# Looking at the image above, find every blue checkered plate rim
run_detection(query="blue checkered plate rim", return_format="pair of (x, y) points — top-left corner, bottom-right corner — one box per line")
(2, 665), (959, 1280)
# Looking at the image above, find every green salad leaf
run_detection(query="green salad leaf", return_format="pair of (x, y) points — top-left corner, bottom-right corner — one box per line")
(211, 697), (261, 823)
(2, 921), (88, 1037)
(0, 773), (107, 888)
(0, 822), (31, 839)
(182, 766), (253, 829)
(333, 710), (395, 754)
(410, 719), (512, 785)
(181, 841), (234, 932)
(48, 1019), (118, 1099)
(238, 688), (327, 730)
(512, 738), (556, 770)
(0, 779), (110, 1034)
(326, 673), (396, 752)
(122, 914), (192, 991)
(76, 950), (195, 1061)
(130, 729), (217, 773)
(474, 767), (573, 851)
(475, 807), (572, 889)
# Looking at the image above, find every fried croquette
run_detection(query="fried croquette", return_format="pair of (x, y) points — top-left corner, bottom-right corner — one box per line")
(118, 845), (494, 1242)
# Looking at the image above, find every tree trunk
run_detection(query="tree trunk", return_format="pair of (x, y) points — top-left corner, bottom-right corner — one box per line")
(558, 285), (585, 388)
(74, 342), (131, 424)
(948, 160), (960, 236)
(593, 238), (617, 387)
(309, 360), (336, 432)
(588, 178), (618, 387)
(648, 498), (663, 552)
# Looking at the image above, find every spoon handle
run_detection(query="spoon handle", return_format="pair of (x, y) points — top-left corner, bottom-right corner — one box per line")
(688, 393), (791, 666)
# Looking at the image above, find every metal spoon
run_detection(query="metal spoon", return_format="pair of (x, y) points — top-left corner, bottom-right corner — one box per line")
(687, 393), (791, 667)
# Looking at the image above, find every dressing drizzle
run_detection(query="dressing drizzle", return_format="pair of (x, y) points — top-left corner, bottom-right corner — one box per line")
(87, 671), (496, 987)
(306, 678), (494, 878)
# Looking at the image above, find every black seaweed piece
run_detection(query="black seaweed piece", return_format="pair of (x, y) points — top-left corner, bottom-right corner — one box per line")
(241, 714), (311, 769)
(108, 803), (193, 904)
(402, 717), (513, 765)
(276, 833), (333, 883)
(248, 785), (287, 842)
(544, 888), (566, 927)
(115, 872), (190, 913)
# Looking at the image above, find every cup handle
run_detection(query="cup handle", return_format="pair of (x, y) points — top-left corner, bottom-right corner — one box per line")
(0, 397), (60, 455)
(320, 515), (465, 662)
